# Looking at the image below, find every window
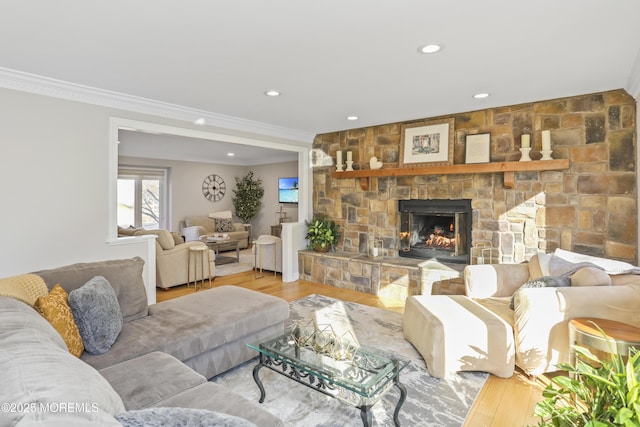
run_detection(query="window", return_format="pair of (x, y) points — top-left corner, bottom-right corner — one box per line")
(117, 166), (168, 230)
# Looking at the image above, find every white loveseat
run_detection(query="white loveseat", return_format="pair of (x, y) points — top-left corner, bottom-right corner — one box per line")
(464, 249), (640, 376)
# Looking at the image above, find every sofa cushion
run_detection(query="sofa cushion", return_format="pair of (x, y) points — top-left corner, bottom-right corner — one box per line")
(510, 276), (571, 309)
(185, 216), (216, 234)
(215, 218), (235, 233)
(209, 210), (233, 219)
(571, 267), (612, 287)
(171, 231), (185, 245)
(134, 229), (176, 250)
(69, 276), (123, 355)
(0, 273), (49, 306)
(80, 286), (289, 375)
(33, 257), (148, 322)
(0, 302), (125, 426)
(116, 407), (257, 427)
(100, 351), (206, 410)
(34, 284), (84, 357)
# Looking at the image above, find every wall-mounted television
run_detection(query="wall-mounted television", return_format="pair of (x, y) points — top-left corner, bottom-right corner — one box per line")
(278, 177), (299, 204)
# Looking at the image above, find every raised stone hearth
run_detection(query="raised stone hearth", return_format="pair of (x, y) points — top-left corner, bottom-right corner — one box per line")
(309, 89), (637, 296)
(298, 250), (465, 299)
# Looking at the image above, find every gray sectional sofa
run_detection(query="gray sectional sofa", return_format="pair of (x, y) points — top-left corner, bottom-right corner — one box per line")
(0, 257), (289, 426)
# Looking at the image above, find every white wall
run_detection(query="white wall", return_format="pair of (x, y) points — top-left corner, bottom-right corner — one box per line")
(0, 88), (151, 280)
(0, 87), (311, 289)
(250, 161), (300, 237)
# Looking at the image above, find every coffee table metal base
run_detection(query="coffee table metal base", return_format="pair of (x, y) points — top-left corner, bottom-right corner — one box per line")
(252, 353), (407, 427)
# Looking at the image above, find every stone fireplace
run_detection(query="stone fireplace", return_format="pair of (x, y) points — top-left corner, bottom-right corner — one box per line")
(302, 89), (637, 299)
(398, 199), (471, 264)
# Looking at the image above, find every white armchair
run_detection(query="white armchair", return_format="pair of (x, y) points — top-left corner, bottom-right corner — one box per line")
(464, 252), (640, 376)
(134, 229), (215, 289)
(252, 235), (282, 274)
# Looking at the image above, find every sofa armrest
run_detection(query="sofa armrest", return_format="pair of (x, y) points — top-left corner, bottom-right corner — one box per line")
(182, 226), (206, 242)
(512, 285), (640, 375)
(464, 264), (530, 298)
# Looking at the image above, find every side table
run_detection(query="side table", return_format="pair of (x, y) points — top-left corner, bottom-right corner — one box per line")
(254, 237), (278, 279)
(569, 317), (640, 366)
(187, 246), (212, 290)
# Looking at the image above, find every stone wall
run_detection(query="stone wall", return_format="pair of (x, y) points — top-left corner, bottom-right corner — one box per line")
(312, 89), (637, 265)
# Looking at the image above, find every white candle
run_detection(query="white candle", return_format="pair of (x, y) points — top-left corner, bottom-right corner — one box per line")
(521, 134), (530, 148)
(372, 247), (378, 256)
(336, 150), (342, 165)
(347, 151), (353, 161)
(542, 130), (551, 151)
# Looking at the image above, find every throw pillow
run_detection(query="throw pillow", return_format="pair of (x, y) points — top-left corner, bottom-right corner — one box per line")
(215, 218), (235, 233)
(133, 229), (175, 250)
(510, 276), (571, 310)
(171, 231), (185, 245)
(68, 276), (123, 355)
(115, 407), (258, 427)
(0, 274), (49, 306)
(34, 284), (84, 357)
(571, 267), (612, 287)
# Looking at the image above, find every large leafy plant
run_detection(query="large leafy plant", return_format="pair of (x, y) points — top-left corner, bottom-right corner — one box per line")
(534, 332), (640, 427)
(232, 171), (264, 224)
(305, 215), (341, 251)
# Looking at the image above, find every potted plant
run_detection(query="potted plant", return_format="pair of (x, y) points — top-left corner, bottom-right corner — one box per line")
(232, 171), (264, 225)
(305, 215), (341, 252)
(533, 333), (640, 426)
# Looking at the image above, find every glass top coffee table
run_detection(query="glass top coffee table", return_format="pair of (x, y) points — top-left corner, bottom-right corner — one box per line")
(248, 329), (408, 426)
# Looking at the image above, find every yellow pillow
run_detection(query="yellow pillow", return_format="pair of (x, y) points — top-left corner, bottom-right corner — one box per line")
(34, 285), (84, 357)
(0, 274), (49, 306)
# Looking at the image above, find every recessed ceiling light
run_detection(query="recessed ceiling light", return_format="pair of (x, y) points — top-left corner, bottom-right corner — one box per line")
(346, 115), (359, 121)
(418, 44), (442, 54)
(473, 93), (490, 99)
(265, 90), (281, 97)
(194, 117), (206, 125)
(227, 152), (235, 157)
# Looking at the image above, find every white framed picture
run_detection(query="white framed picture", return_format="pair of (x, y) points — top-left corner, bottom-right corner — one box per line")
(465, 133), (491, 164)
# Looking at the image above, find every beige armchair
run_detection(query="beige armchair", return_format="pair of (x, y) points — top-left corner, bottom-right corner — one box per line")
(252, 235), (282, 274)
(464, 251), (640, 376)
(179, 213), (249, 249)
(134, 229), (215, 289)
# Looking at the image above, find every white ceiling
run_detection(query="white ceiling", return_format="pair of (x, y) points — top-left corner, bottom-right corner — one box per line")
(1, 1), (639, 163)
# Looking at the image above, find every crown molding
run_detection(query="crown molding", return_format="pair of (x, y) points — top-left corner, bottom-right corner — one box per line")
(0, 67), (315, 143)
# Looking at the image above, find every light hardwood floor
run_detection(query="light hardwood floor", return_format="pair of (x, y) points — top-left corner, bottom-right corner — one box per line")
(157, 271), (549, 426)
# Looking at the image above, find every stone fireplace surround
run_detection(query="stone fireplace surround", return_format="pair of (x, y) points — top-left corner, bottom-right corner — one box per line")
(300, 89), (637, 299)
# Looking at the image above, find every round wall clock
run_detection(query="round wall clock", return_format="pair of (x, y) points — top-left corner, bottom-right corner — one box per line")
(202, 174), (226, 202)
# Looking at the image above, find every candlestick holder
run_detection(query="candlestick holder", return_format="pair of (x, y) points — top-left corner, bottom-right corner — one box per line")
(519, 147), (532, 162)
(540, 149), (553, 161)
(336, 162), (344, 172)
(345, 160), (354, 171)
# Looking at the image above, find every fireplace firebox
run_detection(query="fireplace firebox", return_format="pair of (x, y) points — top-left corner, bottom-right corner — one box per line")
(398, 199), (471, 264)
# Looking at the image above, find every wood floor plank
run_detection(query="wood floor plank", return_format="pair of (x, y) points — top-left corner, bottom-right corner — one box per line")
(156, 270), (549, 425)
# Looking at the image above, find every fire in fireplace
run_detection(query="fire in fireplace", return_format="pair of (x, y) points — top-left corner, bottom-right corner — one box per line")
(398, 199), (471, 264)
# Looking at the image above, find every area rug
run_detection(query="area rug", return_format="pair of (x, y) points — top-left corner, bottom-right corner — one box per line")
(215, 249), (254, 276)
(212, 294), (487, 426)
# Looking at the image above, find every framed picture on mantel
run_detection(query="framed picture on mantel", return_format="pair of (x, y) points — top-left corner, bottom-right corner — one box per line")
(400, 118), (454, 167)
(465, 133), (491, 164)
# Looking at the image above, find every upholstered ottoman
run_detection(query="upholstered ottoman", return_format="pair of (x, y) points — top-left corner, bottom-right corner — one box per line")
(403, 295), (515, 378)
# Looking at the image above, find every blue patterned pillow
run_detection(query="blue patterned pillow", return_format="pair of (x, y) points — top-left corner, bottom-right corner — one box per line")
(68, 276), (123, 354)
(510, 276), (571, 310)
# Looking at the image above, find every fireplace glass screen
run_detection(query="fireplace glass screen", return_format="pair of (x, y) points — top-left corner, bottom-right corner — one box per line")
(399, 199), (471, 264)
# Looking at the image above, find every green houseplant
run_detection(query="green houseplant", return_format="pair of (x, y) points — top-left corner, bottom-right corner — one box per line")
(305, 215), (341, 252)
(232, 171), (264, 224)
(533, 333), (640, 427)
